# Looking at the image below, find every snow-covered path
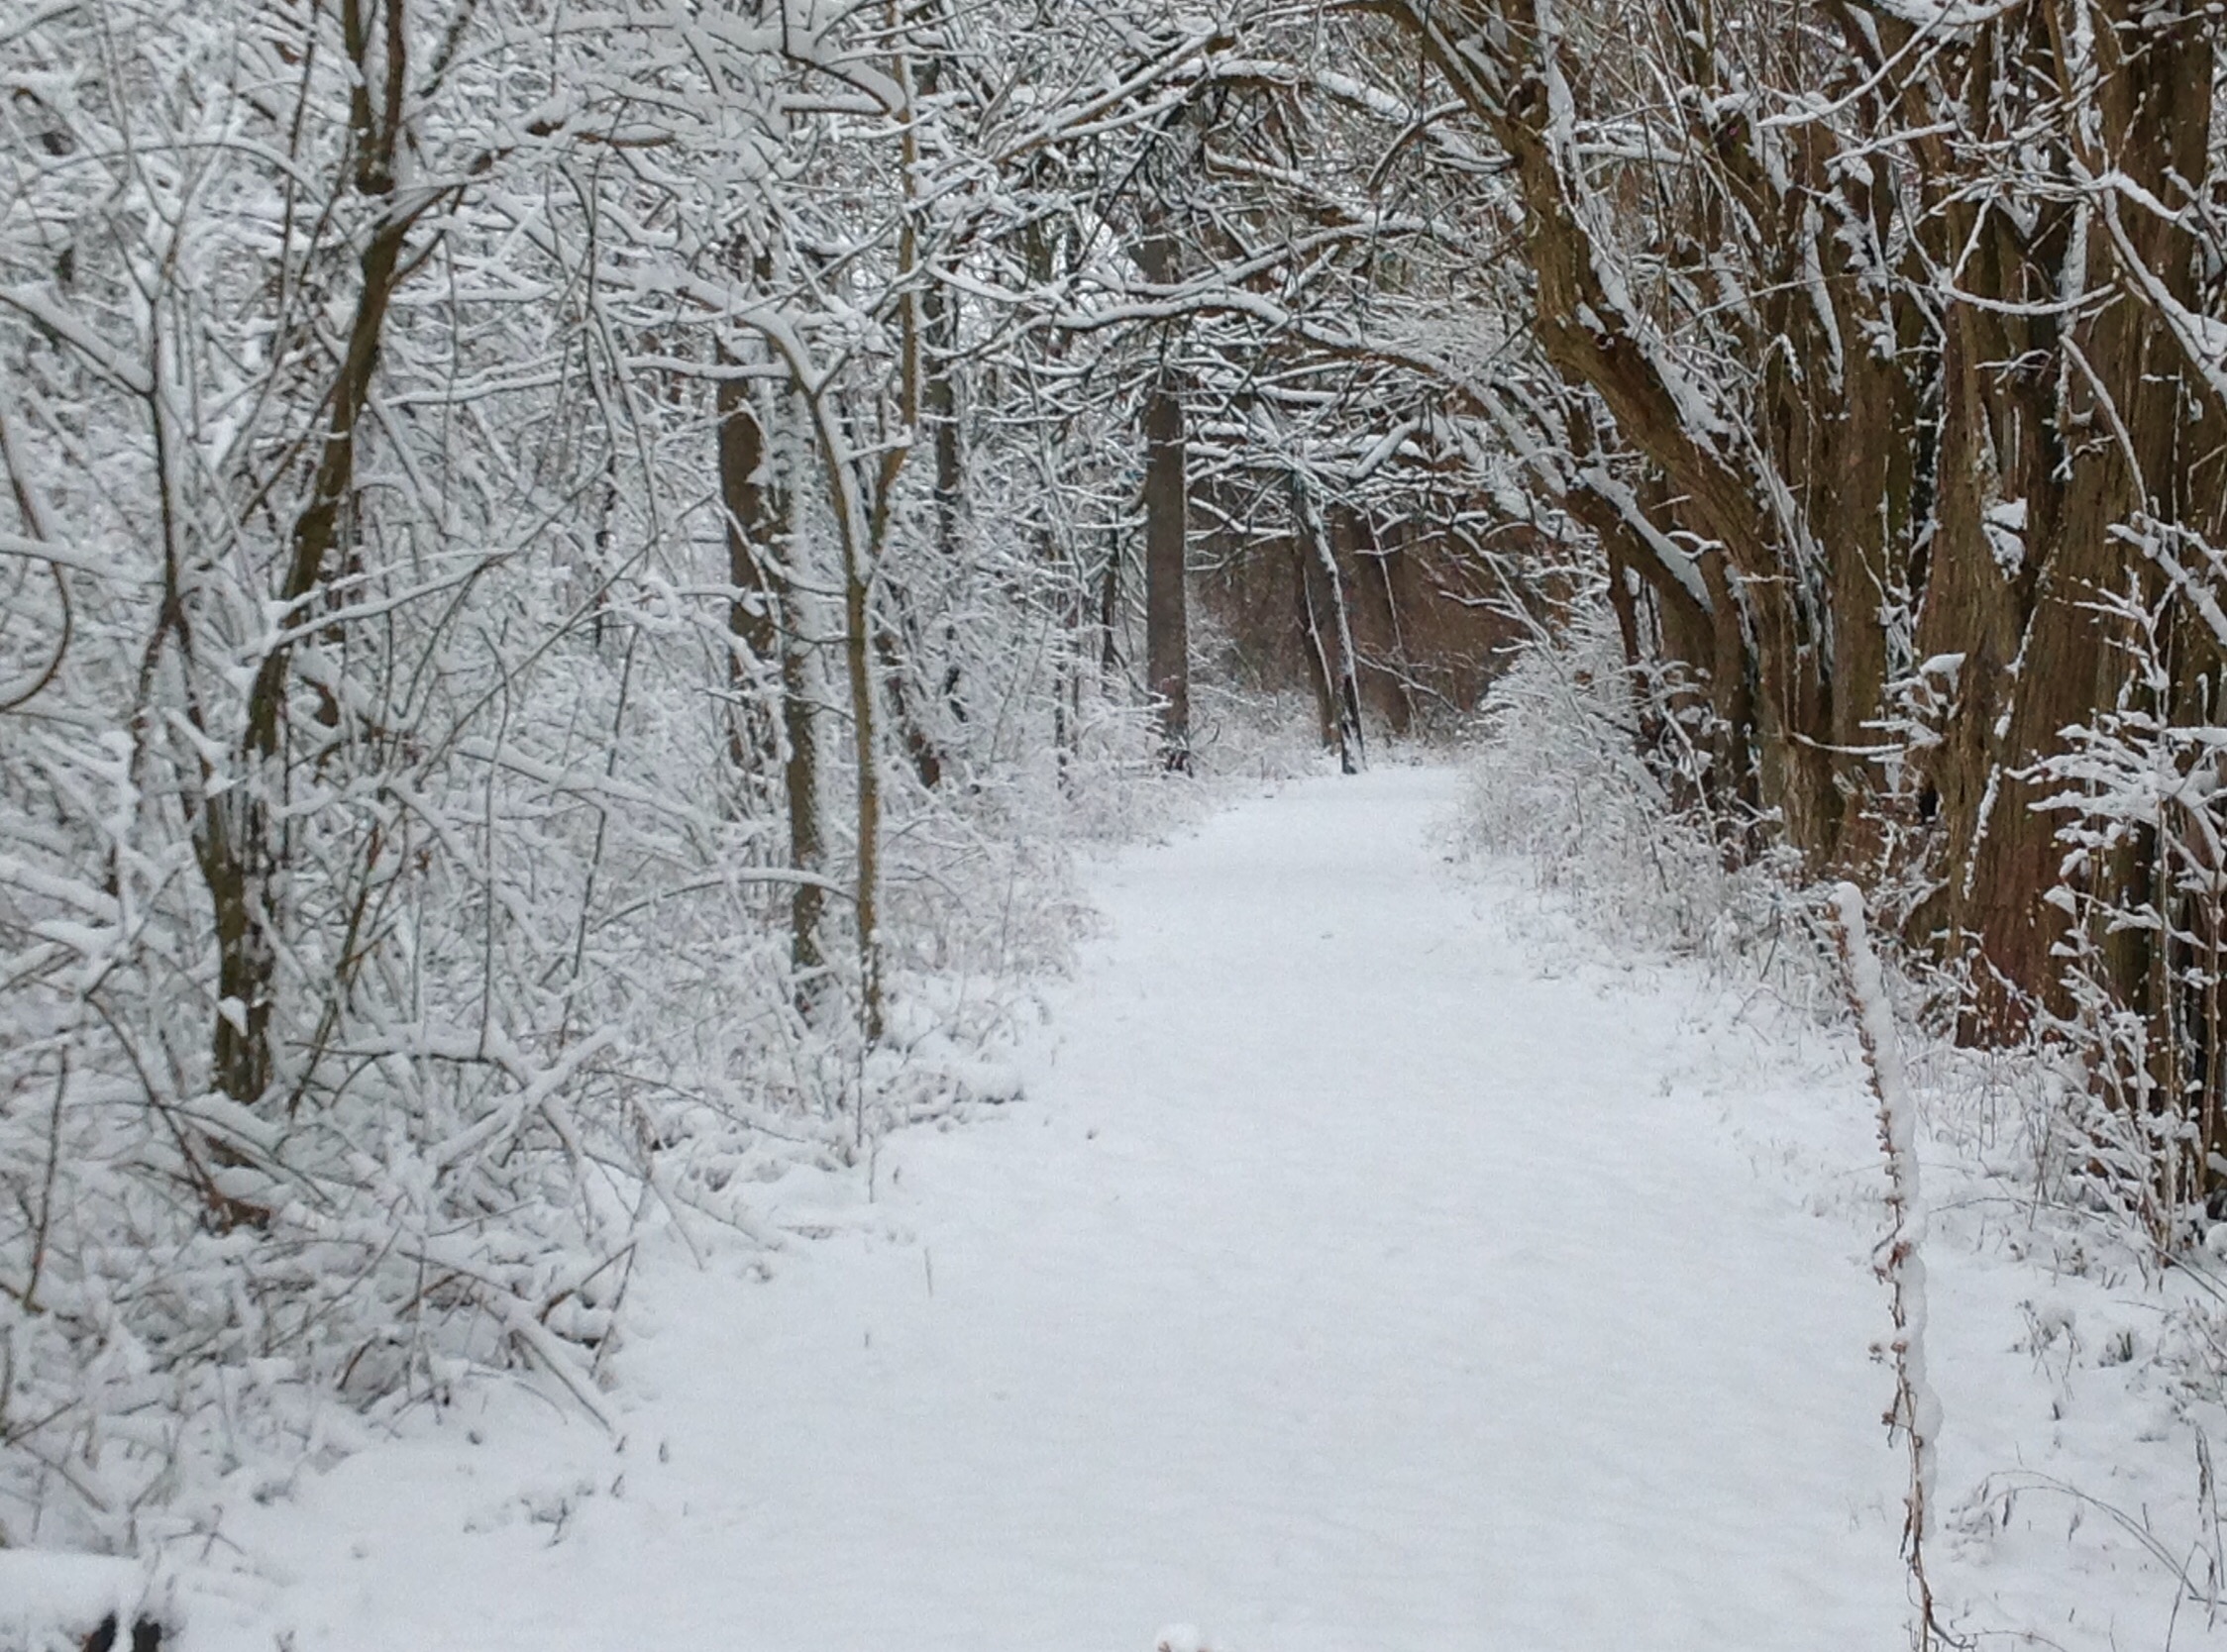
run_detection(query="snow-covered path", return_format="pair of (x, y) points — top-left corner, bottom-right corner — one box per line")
(194, 767), (1908, 1651)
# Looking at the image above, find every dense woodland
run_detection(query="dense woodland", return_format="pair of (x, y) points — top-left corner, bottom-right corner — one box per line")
(0, 0), (2222, 1555)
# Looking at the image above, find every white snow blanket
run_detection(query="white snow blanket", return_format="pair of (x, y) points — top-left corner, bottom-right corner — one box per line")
(13, 766), (2206, 1649)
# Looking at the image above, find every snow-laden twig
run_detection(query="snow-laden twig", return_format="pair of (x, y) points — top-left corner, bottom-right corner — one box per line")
(1832, 882), (1945, 1648)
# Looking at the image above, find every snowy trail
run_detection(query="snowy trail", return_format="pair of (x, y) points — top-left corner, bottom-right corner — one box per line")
(196, 767), (1907, 1651)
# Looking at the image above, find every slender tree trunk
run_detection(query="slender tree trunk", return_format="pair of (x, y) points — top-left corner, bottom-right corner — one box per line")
(1354, 515), (1419, 738)
(783, 644), (826, 996)
(1293, 538), (1338, 752)
(1142, 370), (1190, 771)
(1289, 469), (1363, 774)
(1099, 530), (1122, 687)
(770, 386), (827, 1005)
(718, 353), (782, 786)
(923, 282), (963, 567)
(203, 0), (412, 1108)
(1134, 234), (1191, 772)
(921, 283), (968, 767)
(843, 543), (882, 1043)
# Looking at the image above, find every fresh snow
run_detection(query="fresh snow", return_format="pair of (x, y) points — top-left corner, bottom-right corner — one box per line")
(14, 766), (2217, 1649)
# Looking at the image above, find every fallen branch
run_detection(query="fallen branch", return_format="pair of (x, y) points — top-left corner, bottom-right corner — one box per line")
(1832, 881), (1948, 1648)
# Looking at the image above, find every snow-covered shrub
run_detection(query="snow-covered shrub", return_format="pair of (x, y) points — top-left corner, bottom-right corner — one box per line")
(1459, 569), (2216, 1259)
(1461, 606), (1811, 975)
(2026, 533), (2227, 1255)
(0, 0), (1142, 1555)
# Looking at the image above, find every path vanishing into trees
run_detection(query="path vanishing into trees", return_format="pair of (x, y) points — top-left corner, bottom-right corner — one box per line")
(192, 767), (1909, 1652)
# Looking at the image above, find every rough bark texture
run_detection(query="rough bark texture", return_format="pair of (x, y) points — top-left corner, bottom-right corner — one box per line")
(1380, 0), (2227, 1192)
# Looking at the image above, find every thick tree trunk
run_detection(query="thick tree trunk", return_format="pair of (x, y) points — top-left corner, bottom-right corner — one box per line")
(1921, 1), (2218, 1035)
(716, 353), (824, 1004)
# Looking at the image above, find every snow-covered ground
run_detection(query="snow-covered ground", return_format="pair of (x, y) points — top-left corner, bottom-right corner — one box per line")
(10, 765), (2221, 1649)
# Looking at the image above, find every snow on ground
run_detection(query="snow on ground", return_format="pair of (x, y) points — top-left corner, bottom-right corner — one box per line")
(12, 765), (2219, 1649)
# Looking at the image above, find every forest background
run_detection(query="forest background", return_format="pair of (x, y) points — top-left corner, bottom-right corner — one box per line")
(0, 0), (2222, 1594)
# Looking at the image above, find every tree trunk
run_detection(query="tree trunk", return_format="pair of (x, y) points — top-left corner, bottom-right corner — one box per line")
(718, 353), (782, 786)
(202, 0), (413, 1108)
(1289, 470), (1363, 774)
(1135, 234), (1191, 772)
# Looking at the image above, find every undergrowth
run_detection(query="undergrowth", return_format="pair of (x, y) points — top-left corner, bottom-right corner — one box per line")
(1461, 610), (2227, 1646)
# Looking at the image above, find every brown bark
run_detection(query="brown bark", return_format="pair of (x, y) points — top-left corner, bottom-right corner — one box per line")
(718, 356), (782, 782)
(1936, 1), (2217, 1032)
(1137, 236), (1191, 771)
(1390, 0), (1840, 855)
(1385, 0), (2227, 1205)
(201, 0), (414, 1108)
